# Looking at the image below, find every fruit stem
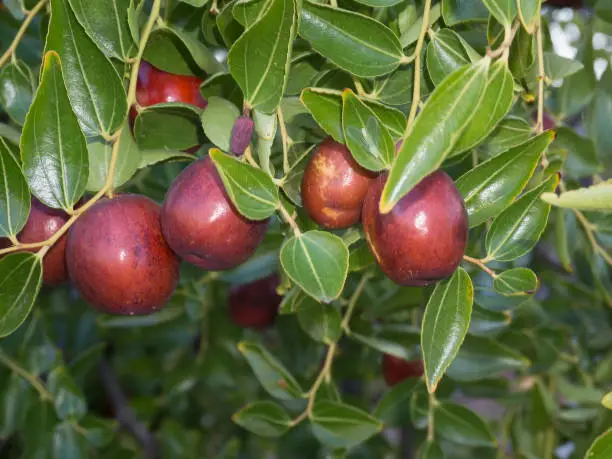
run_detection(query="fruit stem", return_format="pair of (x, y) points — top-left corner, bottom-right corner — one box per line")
(463, 255), (497, 279)
(403, 0), (431, 136)
(535, 17), (549, 169)
(277, 107), (291, 175)
(278, 204), (301, 236)
(0, 0), (47, 70)
(0, 349), (52, 401)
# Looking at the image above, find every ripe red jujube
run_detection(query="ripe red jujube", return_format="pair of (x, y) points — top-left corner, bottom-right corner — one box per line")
(161, 157), (268, 270)
(66, 194), (180, 315)
(382, 354), (424, 386)
(228, 275), (282, 329)
(362, 170), (468, 286)
(302, 138), (376, 229)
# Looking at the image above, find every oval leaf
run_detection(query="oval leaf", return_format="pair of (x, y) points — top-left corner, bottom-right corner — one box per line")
(456, 132), (555, 228)
(482, 0), (516, 27)
(586, 428), (612, 459)
(0, 253), (43, 338)
(53, 421), (87, 459)
(299, 1), (404, 78)
(228, 0), (296, 113)
(201, 97), (241, 152)
(238, 341), (303, 400)
(21, 52), (89, 211)
(434, 402), (496, 447)
(310, 400), (383, 449)
(486, 175), (559, 261)
(426, 28), (476, 86)
(485, 117), (532, 157)
(374, 378), (420, 425)
(68, 0), (136, 61)
(210, 148), (279, 220)
(421, 267), (473, 393)
(47, 366), (87, 421)
(541, 181), (612, 211)
(0, 59), (35, 125)
(280, 230), (349, 303)
(45, 0), (127, 137)
(341, 89), (394, 171)
(134, 102), (204, 151)
(517, 0), (540, 34)
(493, 267), (539, 296)
(380, 60), (489, 213)
(297, 301), (342, 344)
(0, 138), (30, 238)
(233, 401), (292, 438)
(418, 441), (444, 459)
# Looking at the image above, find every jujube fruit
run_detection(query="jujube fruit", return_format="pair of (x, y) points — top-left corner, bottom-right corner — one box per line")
(228, 275), (282, 329)
(161, 157), (268, 270)
(362, 170), (468, 286)
(66, 194), (180, 315)
(382, 354), (424, 386)
(302, 138), (376, 229)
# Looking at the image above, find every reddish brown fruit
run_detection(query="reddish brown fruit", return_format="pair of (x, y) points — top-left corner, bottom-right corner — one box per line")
(301, 138), (376, 229)
(66, 194), (179, 315)
(383, 354), (424, 386)
(228, 275), (282, 329)
(362, 170), (468, 286)
(1, 199), (72, 285)
(161, 157), (268, 270)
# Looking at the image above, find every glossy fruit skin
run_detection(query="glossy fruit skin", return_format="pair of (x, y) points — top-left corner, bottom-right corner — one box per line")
(302, 138), (376, 229)
(228, 275), (281, 329)
(135, 61), (207, 108)
(383, 354), (424, 386)
(3, 198), (71, 285)
(161, 157), (269, 270)
(362, 170), (468, 286)
(66, 194), (180, 315)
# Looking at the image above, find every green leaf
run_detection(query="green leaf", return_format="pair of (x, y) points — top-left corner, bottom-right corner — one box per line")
(486, 174), (559, 261)
(541, 181), (612, 211)
(517, 0), (540, 33)
(281, 145), (313, 207)
(138, 148), (195, 169)
(301, 88), (405, 144)
(143, 26), (223, 76)
(371, 66), (414, 107)
(228, 0), (296, 113)
(482, 0), (516, 27)
(484, 117), (532, 157)
(603, 393), (612, 410)
(86, 129), (140, 192)
(280, 230), (349, 303)
(45, 0), (127, 137)
(252, 109), (277, 175)
(21, 52), (89, 211)
(0, 373), (34, 437)
(447, 335), (530, 381)
(421, 267), (473, 393)
(232, 0), (273, 28)
(380, 60), (489, 213)
(80, 416), (116, 447)
(442, 0), (490, 25)
(350, 322), (421, 360)
(53, 421), (87, 459)
(418, 441), (444, 459)
(552, 127), (602, 179)
(233, 401), (292, 438)
(47, 367), (87, 421)
(0, 59), (35, 125)
(0, 253), (42, 338)
(452, 59), (514, 156)
(469, 304), (510, 336)
(127, 0), (144, 45)
(299, 1), (404, 78)
(297, 301), (342, 344)
(341, 89), (394, 172)
(310, 400), (383, 449)
(209, 149), (279, 220)
(401, 3), (442, 48)
(352, 0), (403, 7)
(586, 428), (612, 459)
(509, 25), (534, 79)
(374, 378), (420, 425)
(349, 240), (375, 272)
(542, 52), (584, 82)
(434, 402), (496, 447)
(68, 0), (136, 61)
(201, 97), (241, 152)
(0, 138), (30, 238)
(134, 103), (204, 151)
(426, 28), (477, 86)
(456, 132), (554, 228)
(493, 267), (539, 296)
(238, 341), (303, 400)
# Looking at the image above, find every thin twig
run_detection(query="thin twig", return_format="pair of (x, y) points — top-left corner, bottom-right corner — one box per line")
(0, 349), (52, 401)
(404, 0), (432, 134)
(486, 21), (520, 60)
(99, 359), (159, 459)
(0, 0), (47, 69)
(463, 255), (497, 278)
(341, 274), (370, 332)
(278, 204), (301, 236)
(536, 18), (549, 168)
(243, 145), (260, 168)
(277, 107), (291, 175)
(574, 209), (612, 266)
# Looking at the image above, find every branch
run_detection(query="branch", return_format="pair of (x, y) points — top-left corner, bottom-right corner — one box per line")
(0, 349), (52, 401)
(536, 18), (549, 168)
(278, 204), (302, 236)
(99, 359), (159, 459)
(0, 0), (47, 69)
(463, 255), (497, 279)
